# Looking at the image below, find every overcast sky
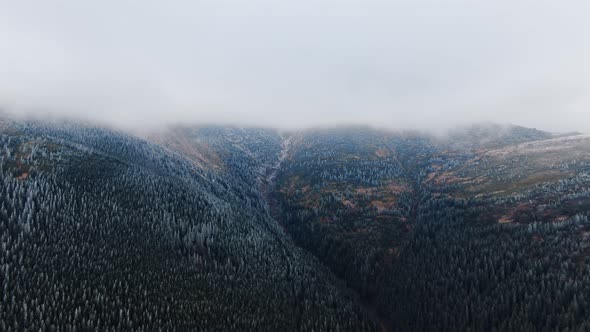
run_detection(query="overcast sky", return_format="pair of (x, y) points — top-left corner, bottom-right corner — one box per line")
(1, 0), (589, 132)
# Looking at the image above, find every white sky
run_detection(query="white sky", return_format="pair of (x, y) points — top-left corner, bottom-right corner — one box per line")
(1, 0), (590, 132)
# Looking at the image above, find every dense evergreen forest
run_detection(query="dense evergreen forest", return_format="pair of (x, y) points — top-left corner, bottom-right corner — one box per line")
(0, 119), (376, 331)
(273, 125), (590, 332)
(2, 118), (590, 331)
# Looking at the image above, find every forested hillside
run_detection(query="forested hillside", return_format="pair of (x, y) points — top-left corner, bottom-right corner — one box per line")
(0, 119), (377, 331)
(2, 118), (590, 331)
(270, 125), (590, 331)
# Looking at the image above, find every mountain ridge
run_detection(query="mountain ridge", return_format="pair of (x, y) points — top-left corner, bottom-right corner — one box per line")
(2, 116), (590, 331)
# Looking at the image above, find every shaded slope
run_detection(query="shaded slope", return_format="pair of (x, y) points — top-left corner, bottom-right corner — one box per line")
(0, 120), (378, 331)
(8, 119), (590, 331)
(271, 126), (590, 331)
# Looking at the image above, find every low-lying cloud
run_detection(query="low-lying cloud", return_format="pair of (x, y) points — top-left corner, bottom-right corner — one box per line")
(1, 0), (590, 132)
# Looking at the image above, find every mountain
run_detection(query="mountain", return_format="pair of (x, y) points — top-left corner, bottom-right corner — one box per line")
(265, 125), (590, 331)
(0, 119), (376, 331)
(2, 117), (590, 331)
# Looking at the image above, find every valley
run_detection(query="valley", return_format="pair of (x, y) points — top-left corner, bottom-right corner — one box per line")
(1, 118), (590, 331)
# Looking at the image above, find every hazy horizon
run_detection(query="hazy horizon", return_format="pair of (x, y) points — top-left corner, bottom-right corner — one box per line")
(2, 1), (590, 132)
(4, 110), (584, 139)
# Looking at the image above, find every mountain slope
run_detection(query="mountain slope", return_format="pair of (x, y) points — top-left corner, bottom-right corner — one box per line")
(3, 118), (590, 331)
(153, 123), (590, 331)
(0, 120), (377, 331)
(268, 126), (590, 331)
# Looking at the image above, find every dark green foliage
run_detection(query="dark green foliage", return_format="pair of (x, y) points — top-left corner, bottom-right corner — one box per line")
(382, 214), (590, 332)
(3, 119), (590, 332)
(274, 127), (590, 332)
(0, 121), (377, 331)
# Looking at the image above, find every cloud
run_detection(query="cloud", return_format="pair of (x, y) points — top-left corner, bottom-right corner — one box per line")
(1, 0), (590, 132)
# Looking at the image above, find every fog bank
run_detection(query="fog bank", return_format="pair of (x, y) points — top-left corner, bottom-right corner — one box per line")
(1, 1), (590, 132)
